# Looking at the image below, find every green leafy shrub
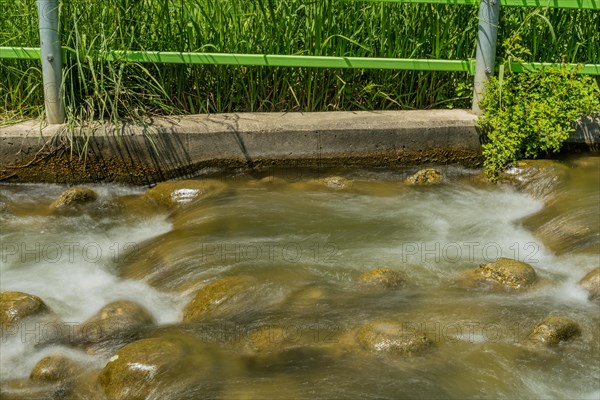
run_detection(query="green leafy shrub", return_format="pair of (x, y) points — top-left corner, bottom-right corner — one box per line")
(477, 66), (600, 181)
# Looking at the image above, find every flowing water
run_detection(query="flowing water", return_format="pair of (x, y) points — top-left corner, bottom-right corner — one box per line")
(0, 159), (599, 399)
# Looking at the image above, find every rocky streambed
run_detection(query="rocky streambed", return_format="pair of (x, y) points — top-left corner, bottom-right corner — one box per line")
(0, 159), (599, 399)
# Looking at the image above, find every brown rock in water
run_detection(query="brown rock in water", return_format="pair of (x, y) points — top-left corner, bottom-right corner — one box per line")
(30, 355), (79, 383)
(462, 258), (538, 291)
(144, 179), (227, 208)
(358, 268), (406, 290)
(49, 188), (97, 210)
(528, 316), (581, 346)
(97, 334), (221, 400)
(70, 300), (155, 355)
(578, 268), (600, 301)
(0, 291), (50, 328)
(182, 276), (261, 322)
(355, 320), (432, 356)
(405, 168), (443, 185)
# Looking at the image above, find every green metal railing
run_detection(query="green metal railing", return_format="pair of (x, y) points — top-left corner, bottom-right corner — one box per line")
(0, 0), (599, 123)
(3, 47), (598, 75)
(367, 0), (598, 7)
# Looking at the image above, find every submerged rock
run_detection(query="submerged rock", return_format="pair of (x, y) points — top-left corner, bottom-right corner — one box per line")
(97, 333), (223, 400)
(461, 258), (538, 291)
(404, 168), (443, 185)
(357, 268), (406, 290)
(355, 320), (433, 356)
(294, 176), (354, 191)
(528, 316), (581, 346)
(116, 228), (205, 293)
(0, 291), (50, 328)
(64, 370), (107, 400)
(69, 300), (155, 355)
(49, 188), (97, 210)
(182, 276), (264, 322)
(0, 379), (61, 400)
(238, 322), (334, 370)
(30, 355), (80, 383)
(144, 179), (227, 208)
(283, 286), (328, 313)
(524, 207), (600, 256)
(220, 376), (302, 400)
(519, 158), (599, 255)
(107, 194), (159, 217)
(498, 160), (569, 201)
(578, 268), (600, 301)
(318, 176), (353, 190)
(244, 325), (298, 355)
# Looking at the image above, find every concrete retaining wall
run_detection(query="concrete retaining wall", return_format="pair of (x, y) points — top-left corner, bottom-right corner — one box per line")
(0, 110), (598, 184)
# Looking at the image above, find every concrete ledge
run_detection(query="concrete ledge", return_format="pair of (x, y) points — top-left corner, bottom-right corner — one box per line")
(0, 110), (598, 184)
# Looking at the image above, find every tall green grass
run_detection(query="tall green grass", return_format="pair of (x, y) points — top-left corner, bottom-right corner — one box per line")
(1, 0), (599, 123)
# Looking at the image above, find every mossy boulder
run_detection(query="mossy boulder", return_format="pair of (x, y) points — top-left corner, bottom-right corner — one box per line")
(405, 168), (443, 185)
(49, 188), (97, 210)
(30, 355), (79, 383)
(462, 258), (538, 291)
(0, 291), (50, 328)
(355, 320), (433, 356)
(182, 276), (262, 322)
(70, 300), (155, 355)
(358, 268), (406, 290)
(528, 316), (581, 346)
(97, 334), (220, 400)
(144, 179), (227, 208)
(578, 268), (600, 301)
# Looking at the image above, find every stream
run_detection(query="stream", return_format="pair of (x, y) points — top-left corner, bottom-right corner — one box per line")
(0, 158), (598, 399)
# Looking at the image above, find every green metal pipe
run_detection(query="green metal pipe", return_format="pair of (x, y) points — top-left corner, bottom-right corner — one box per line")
(0, 48), (475, 73)
(0, 47), (42, 59)
(357, 0), (599, 9)
(2, 48), (599, 75)
(86, 51), (477, 73)
(508, 62), (600, 75)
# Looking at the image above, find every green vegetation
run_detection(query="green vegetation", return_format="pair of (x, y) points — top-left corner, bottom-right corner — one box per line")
(1, 0), (599, 124)
(478, 66), (599, 180)
(478, 34), (600, 180)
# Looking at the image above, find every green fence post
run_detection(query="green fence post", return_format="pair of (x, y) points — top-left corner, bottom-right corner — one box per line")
(472, 0), (500, 115)
(37, 0), (65, 124)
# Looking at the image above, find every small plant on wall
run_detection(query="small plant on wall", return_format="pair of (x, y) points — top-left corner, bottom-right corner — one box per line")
(477, 35), (600, 181)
